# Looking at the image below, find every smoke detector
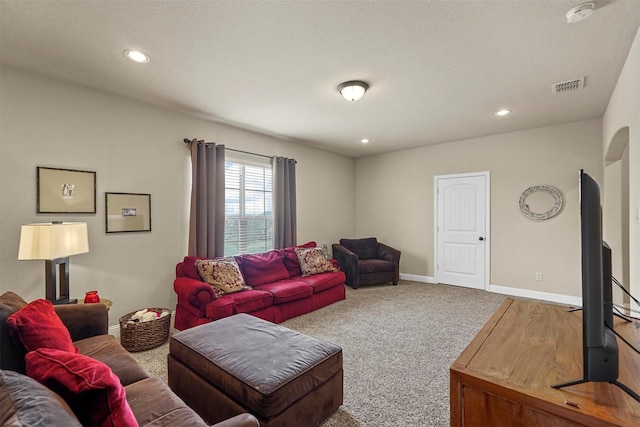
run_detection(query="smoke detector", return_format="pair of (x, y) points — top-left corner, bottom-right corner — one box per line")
(566, 3), (595, 24)
(552, 77), (585, 94)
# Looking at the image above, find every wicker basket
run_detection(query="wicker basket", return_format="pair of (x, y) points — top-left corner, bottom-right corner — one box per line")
(119, 308), (171, 352)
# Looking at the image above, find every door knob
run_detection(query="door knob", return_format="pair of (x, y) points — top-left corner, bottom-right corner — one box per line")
(479, 237), (484, 241)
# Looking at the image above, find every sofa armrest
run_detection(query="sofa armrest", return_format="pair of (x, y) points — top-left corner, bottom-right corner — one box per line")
(174, 277), (216, 315)
(378, 242), (401, 264)
(55, 303), (108, 341)
(332, 244), (359, 288)
(378, 242), (401, 282)
(210, 413), (260, 427)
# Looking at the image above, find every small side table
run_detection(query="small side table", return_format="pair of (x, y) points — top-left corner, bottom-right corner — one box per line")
(77, 298), (112, 311)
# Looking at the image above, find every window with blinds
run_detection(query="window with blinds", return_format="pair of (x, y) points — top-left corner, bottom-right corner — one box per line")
(224, 155), (273, 256)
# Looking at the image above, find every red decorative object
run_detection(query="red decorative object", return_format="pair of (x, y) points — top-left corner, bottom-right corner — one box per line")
(84, 291), (100, 304)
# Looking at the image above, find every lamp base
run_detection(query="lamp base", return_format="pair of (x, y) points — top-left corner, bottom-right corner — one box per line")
(45, 258), (77, 305)
(53, 297), (78, 305)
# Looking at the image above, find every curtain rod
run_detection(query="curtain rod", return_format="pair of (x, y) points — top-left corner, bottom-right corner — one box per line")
(183, 138), (296, 162)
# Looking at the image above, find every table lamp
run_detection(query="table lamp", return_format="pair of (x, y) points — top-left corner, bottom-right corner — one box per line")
(18, 222), (89, 305)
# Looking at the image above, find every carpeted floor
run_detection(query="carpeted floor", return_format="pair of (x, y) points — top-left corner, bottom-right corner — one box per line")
(131, 281), (506, 426)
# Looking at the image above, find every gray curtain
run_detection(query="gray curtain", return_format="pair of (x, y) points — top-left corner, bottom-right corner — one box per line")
(272, 156), (297, 249)
(187, 138), (225, 257)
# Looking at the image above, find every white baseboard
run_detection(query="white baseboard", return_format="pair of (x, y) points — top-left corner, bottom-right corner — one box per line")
(400, 273), (436, 284)
(489, 284), (582, 307)
(621, 302), (640, 319)
(399, 273), (581, 306)
(108, 324), (120, 337)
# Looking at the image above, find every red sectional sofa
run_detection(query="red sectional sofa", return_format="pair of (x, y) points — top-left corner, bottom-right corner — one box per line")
(173, 242), (347, 330)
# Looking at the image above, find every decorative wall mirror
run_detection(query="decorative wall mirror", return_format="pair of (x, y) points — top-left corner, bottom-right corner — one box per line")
(519, 185), (563, 220)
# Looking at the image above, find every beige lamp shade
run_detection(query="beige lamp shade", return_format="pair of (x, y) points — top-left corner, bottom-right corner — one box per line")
(18, 222), (89, 260)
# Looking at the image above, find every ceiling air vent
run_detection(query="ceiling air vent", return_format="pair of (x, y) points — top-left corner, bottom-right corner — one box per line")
(552, 77), (585, 94)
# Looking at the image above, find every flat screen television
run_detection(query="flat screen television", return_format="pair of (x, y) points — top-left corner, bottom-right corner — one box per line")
(552, 170), (639, 402)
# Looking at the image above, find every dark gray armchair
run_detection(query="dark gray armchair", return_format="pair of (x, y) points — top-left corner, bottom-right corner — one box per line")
(332, 237), (401, 289)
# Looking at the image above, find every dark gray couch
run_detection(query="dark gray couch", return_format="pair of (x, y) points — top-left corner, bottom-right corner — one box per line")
(332, 237), (401, 289)
(0, 291), (258, 427)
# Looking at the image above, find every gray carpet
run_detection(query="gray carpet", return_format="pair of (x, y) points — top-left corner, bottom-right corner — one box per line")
(131, 281), (506, 426)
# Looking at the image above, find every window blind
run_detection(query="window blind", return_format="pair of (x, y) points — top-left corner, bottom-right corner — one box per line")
(224, 157), (273, 256)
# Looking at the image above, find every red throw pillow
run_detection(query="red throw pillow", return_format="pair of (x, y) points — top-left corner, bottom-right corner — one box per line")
(7, 299), (76, 353)
(25, 348), (139, 427)
(181, 256), (207, 280)
(240, 251), (291, 286)
(280, 241), (316, 277)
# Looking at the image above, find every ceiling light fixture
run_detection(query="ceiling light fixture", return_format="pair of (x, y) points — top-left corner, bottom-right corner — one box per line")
(361, 138), (370, 144)
(337, 80), (369, 101)
(565, 3), (595, 24)
(124, 50), (150, 63)
(495, 109), (512, 116)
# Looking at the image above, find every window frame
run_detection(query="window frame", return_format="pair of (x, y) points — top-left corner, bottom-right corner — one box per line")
(224, 152), (273, 256)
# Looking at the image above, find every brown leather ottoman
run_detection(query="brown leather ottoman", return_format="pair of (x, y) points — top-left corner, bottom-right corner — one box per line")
(168, 313), (343, 427)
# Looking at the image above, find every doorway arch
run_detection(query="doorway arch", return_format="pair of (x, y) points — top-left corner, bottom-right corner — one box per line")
(604, 126), (630, 312)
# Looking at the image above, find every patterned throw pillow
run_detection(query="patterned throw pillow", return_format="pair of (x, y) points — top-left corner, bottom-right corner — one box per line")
(280, 241), (316, 276)
(195, 258), (251, 297)
(295, 247), (339, 277)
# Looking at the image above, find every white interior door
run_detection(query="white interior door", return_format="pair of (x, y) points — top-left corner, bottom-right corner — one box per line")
(435, 173), (489, 289)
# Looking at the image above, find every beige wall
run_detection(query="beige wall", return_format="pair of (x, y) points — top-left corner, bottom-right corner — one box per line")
(603, 26), (640, 312)
(355, 119), (603, 299)
(2, 23), (637, 324)
(0, 66), (355, 325)
(604, 146), (630, 306)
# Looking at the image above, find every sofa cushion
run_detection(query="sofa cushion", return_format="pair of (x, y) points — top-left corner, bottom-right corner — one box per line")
(0, 292), (28, 373)
(298, 271), (347, 294)
(7, 299), (77, 354)
(253, 279), (313, 304)
(340, 237), (379, 260)
(280, 241), (316, 277)
(203, 297), (236, 321)
(25, 348), (138, 427)
(124, 376), (209, 426)
(196, 258), (252, 297)
(239, 251), (290, 286)
(359, 259), (395, 274)
(206, 289), (274, 319)
(0, 369), (82, 427)
(295, 247), (339, 276)
(74, 335), (148, 386)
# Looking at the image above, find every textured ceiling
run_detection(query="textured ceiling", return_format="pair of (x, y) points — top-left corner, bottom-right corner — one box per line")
(1, 1), (639, 158)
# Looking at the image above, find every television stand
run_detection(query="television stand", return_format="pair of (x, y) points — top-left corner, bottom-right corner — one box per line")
(451, 298), (640, 426)
(552, 378), (640, 404)
(568, 306), (633, 323)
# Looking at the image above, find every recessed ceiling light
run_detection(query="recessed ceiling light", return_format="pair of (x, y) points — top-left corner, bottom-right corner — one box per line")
(361, 138), (370, 144)
(124, 50), (150, 63)
(495, 109), (512, 116)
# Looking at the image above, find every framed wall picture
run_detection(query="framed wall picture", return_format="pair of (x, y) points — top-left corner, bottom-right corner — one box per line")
(105, 192), (151, 233)
(37, 167), (97, 214)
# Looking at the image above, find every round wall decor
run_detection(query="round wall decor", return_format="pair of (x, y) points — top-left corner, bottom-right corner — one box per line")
(519, 185), (563, 220)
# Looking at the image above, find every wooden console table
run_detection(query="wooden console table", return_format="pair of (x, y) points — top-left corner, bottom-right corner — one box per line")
(450, 298), (640, 426)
